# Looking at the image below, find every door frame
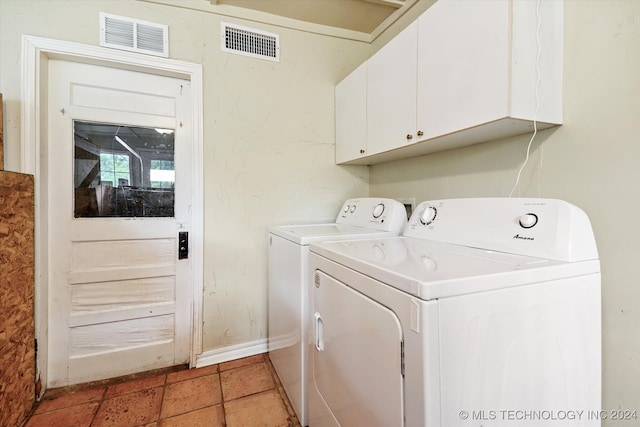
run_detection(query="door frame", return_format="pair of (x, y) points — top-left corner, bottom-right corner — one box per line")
(21, 35), (204, 394)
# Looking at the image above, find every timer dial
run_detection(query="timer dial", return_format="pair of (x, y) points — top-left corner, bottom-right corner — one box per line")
(420, 206), (437, 225)
(372, 203), (385, 218)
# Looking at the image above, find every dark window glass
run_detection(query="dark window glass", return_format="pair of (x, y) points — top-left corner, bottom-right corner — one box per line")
(74, 121), (175, 218)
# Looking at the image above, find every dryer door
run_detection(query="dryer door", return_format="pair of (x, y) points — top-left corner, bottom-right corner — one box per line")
(312, 271), (404, 427)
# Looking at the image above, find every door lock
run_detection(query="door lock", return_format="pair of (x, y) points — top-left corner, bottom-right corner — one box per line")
(178, 231), (189, 259)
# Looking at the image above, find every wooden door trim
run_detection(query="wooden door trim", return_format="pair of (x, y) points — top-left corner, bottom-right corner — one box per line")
(21, 35), (204, 395)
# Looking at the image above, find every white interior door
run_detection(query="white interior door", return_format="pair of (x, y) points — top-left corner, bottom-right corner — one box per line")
(47, 59), (193, 387)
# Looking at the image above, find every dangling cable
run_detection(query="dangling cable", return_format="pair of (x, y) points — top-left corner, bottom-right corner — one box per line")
(537, 140), (544, 196)
(509, 0), (542, 197)
(509, 122), (538, 197)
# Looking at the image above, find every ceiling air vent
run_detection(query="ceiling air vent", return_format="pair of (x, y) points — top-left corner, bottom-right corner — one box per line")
(100, 12), (168, 58)
(221, 22), (280, 62)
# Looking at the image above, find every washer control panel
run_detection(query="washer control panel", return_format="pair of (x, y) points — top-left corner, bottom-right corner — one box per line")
(337, 198), (407, 232)
(404, 198), (597, 262)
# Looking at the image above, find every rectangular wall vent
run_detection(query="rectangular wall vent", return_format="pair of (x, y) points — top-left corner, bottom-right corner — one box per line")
(100, 13), (168, 58)
(221, 22), (280, 62)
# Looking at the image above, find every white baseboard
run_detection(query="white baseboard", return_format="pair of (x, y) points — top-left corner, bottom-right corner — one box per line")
(195, 338), (268, 368)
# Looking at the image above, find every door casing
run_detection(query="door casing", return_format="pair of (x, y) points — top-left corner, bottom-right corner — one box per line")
(21, 35), (204, 396)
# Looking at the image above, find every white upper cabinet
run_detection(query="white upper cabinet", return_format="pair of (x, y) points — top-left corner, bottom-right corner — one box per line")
(366, 22), (418, 157)
(417, 0), (512, 140)
(335, 0), (563, 165)
(335, 61), (367, 164)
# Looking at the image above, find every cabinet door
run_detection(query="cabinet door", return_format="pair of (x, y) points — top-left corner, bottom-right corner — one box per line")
(416, 0), (510, 139)
(367, 21), (417, 156)
(335, 62), (367, 164)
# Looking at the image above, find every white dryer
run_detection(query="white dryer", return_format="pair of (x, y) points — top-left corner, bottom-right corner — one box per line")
(309, 198), (601, 427)
(268, 198), (408, 426)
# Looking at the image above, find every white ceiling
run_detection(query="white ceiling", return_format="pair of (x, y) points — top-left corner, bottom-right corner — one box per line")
(210, 0), (413, 35)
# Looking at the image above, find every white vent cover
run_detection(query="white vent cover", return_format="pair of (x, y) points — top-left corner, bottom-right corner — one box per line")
(100, 13), (168, 57)
(221, 22), (280, 62)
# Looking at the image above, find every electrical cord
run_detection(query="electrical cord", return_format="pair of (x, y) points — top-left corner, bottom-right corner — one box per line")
(509, 0), (542, 197)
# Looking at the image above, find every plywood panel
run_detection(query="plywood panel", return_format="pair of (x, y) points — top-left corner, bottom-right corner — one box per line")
(0, 171), (35, 427)
(0, 93), (4, 170)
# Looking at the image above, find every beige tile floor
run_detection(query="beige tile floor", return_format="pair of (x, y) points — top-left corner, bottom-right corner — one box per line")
(25, 353), (301, 427)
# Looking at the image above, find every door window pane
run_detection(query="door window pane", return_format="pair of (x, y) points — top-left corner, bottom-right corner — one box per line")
(74, 121), (175, 218)
(150, 159), (175, 189)
(100, 152), (131, 187)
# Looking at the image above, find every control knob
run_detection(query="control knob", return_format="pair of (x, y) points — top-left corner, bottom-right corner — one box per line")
(421, 256), (437, 271)
(519, 213), (538, 228)
(372, 203), (385, 218)
(419, 206), (437, 226)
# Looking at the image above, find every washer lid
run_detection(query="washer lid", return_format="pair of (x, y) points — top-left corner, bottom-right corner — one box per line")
(268, 223), (401, 245)
(310, 237), (600, 300)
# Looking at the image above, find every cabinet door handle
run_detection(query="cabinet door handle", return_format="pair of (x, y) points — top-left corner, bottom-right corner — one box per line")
(417, 130), (424, 137)
(406, 134), (413, 140)
(360, 149), (365, 154)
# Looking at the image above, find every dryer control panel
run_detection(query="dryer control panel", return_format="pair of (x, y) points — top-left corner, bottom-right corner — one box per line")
(404, 198), (598, 262)
(336, 198), (407, 232)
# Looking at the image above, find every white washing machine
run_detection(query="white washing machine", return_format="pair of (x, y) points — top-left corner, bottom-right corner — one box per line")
(309, 198), (601, 427)
(268, 198), (408, 426)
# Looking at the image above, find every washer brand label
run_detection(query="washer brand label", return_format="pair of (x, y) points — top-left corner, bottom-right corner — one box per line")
(513, 234), (535, 241)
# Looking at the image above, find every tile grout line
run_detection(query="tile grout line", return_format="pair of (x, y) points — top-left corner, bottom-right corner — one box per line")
(216, 365), (227, 424)
(156, 373), (168, 425)
(89, 386), (107, 427)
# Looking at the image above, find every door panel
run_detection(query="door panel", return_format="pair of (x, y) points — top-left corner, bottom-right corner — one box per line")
(313, 271), (404, 427)
(47, 60), (192, 387)
(70, 315), (175, 357)
(71, 83), (177, 116)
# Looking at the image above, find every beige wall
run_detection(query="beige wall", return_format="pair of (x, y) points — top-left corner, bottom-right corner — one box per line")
(0, 0), (369, 354)
(3, 0), (637, 417)
(370, 0), (640, 418)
